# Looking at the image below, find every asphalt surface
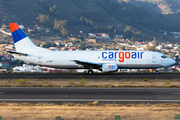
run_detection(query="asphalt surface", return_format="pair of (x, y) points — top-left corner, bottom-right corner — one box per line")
(0, 73), (180, 79)
(0, 87), (180, 103)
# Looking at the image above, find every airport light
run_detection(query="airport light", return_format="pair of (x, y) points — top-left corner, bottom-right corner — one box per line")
(175, 115), (180, 120)
(115, 115), (121, 120)
(56, 116), (61, 120)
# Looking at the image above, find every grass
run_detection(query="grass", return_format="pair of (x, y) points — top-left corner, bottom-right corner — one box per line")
(42, 80), (49, 84)
(164, 80), (171, 85)
(0, 78), (179, 88)
(79, 78), (89, 86)
(67, 79), (74, 86)
(13, 79), (27, 84)
(131, 79), (135, 84)
(0, 102), (180, 119)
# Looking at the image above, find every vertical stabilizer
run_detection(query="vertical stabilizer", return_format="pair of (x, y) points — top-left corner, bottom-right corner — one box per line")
(9, 23), (49, 52)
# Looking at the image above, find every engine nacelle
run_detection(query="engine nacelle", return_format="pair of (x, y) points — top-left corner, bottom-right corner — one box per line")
(101, 64), (118, 72)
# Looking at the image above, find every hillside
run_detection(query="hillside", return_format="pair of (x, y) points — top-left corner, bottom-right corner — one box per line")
(120, 0), (180, 14)
(0, 0), (180, 43)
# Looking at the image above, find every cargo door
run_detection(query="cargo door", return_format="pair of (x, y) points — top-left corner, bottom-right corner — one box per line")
(152, 54), (156, 63)
(38, 54), (42, 63)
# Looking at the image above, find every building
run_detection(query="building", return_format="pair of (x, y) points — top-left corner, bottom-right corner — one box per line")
(101, 33), (111, 39)
(13, 64), (44, 73)
(136, 47), (145, 51)
(85, 38), (96, 44)
(156, 45), (163, 50)
(88, 33), (111, 39)
(19, 25), (25, 29)
(115, 35), (123, 38)
(0, 62), (9, 66)
(5, 45), (14, 49)
(166, 43), (173, 48)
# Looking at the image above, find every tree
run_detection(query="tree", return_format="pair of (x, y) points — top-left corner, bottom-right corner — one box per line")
(124, 26), (132, 33)
(89, 20), (93, 25)
(85, 19), (89, 24)
(147, 46), (156, 51)
(107, 25), (113, 29)
(49, 7), (54, 12)
(61, 28), (68, 37)
(42, 41), (51, 48)
(171, 44), (174, 48)
(79, 16), (84, 22)
(177, 9), (180, 13)
(49, 5), (57, 14)
(53, 19), (67, 31)
(124, 26), (133, 38)
(53, 5), (57, 9)
(119, 46), (125, 50)
(1, 23), (7, 29)
(36, 14), (49, 23)
(131, 36), (135, 42)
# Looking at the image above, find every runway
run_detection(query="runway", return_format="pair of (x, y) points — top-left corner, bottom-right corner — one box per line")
(0, 73), (180, 79)
(0, 87), (180, 103)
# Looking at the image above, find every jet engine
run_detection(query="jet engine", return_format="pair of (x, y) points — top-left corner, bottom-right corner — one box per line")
(101, 64), (118, 72)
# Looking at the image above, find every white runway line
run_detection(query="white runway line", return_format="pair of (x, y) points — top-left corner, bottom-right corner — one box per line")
(0, 99), (180, 102)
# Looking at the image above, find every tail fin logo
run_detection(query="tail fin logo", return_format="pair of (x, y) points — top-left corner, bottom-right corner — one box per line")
(9, 23), (20, 33)
(9, 23), (27, 44)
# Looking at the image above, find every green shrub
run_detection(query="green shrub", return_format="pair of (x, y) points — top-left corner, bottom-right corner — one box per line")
(42, 80), (49, 84)
(143, 78), (148, 82)
(164, 80), (171, 85)
(67, 80), (74, 86)
(104, 76), (109, 80)
(80, 78), (89, 86)
(150, 80), (154, 83)
(131, 80), (135, 84)
(13, 79), (27, 84)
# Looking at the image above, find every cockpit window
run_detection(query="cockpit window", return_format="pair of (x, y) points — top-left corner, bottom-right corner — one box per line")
(161, 55), (168, 58)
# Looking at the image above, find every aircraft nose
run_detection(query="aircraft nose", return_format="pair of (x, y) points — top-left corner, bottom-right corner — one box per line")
(169, 58), (176, 66)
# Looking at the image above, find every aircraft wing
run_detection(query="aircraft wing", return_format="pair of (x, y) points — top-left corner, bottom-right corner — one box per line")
(7, 50), (28, 56)
(72, 60), (102, 68)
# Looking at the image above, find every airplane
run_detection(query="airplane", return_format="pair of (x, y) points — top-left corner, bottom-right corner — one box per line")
(7, 23), (176, 75)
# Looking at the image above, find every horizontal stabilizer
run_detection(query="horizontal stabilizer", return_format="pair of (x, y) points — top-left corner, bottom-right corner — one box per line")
(7, 50), (28, 56)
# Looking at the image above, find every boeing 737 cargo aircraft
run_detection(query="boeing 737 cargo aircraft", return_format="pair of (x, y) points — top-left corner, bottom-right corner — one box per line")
(8, 23), (176, 74)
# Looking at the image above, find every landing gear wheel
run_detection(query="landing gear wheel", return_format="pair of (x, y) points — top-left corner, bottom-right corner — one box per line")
(155, 71), (159, 75)
(88, 70), (93, 75)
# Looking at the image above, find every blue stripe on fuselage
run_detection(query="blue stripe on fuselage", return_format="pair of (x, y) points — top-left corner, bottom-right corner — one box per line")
(12, 28), (27, 43)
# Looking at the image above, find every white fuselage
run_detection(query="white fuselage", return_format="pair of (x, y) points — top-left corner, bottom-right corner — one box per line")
(13, 50), (175, 69)
(9, 23), (176, 73)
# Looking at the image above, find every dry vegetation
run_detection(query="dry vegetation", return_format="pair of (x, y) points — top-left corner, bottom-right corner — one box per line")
(0, 78), (180, 119)
(0, 102), (179, 120)
(0, 78), (180, 88)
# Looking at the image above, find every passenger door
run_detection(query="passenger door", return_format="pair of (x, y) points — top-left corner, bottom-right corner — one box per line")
(161, 59), (165, 65)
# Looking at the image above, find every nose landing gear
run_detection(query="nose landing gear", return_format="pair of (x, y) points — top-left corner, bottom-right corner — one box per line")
(88, 70), (94, 75)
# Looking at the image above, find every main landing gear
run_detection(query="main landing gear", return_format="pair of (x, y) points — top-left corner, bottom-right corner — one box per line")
(88, 70), (94, 75)
(152, 69), (159, 75)
(155, 71), (159, 75)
